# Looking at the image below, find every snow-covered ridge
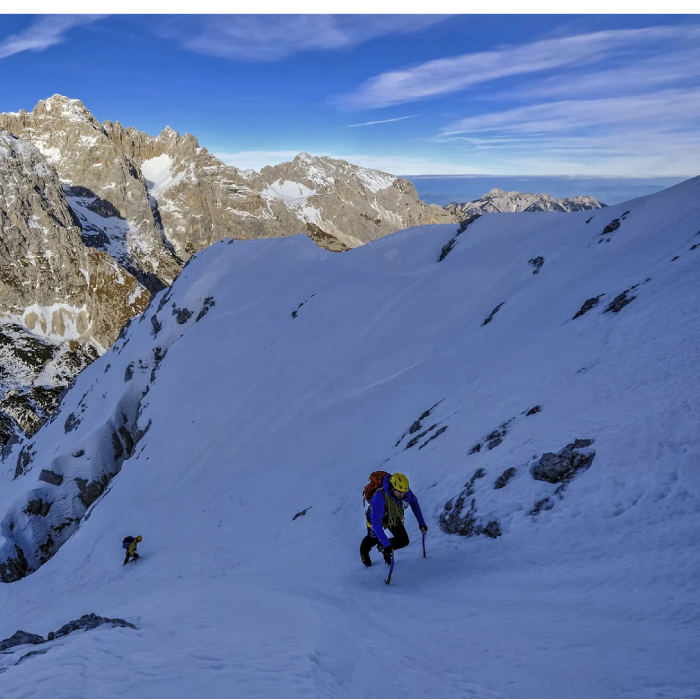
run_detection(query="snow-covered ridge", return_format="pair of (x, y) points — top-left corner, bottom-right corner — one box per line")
(0, 178), (698, 696)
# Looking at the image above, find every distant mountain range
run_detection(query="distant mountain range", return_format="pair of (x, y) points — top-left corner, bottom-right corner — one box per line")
(445, 188), (604, 217)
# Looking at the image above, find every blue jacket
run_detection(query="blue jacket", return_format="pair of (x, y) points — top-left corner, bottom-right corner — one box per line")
(369, 474), (426, 548)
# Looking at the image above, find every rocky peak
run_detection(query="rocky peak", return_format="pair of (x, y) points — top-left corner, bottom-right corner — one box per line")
(1, 97), (183, 291)
(34, 95), (100, 130)
(445, 189), (604, 217)
(157, 125), (180, 142)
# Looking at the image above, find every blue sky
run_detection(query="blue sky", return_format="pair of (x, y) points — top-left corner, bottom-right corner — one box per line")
(0, 14), (698, 176)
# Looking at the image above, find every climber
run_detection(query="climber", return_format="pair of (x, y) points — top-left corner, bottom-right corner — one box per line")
(360, 472), (427, 567)
(122, 535), (142, 564)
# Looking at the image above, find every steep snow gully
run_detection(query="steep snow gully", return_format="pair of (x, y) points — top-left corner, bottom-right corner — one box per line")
(0, 178), (699, 698)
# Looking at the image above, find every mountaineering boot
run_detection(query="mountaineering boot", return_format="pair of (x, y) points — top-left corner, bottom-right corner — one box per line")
(360, 545), (372, 567)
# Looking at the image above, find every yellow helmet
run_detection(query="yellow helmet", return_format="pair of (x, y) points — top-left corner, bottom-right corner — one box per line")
(390, 473), (409, 493)
(136, 535), (143, 542)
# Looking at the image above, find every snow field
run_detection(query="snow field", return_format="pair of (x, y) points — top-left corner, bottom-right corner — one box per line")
(0, 179), (699, 697)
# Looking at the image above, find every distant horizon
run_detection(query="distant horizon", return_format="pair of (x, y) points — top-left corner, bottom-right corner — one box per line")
(403, 174), (689, 207)
(401, 173), (696, 180)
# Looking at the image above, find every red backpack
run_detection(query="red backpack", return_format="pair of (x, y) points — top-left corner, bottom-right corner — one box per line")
(363, 471), (390, 506)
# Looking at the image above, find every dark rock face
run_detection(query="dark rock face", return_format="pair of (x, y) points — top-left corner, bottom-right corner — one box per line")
(0, 544), (29, 583)
(14, 443), (36, 479)
(24, 499), (52, 517)
(439, 214), (481, 262)
(457, 212), (482, 234)
(406, 424), (438, 449)
(0, 411), (21, 448)
(74, 475), (112, 509)
(47, 613), (136, 641)
(604, 290), (637, 314)
(531, 439), (595, 484)
(39, 469), (63, 486)
(292, 506), (312, 521)
(291, 294), (315, 319)
(0, 630), (45, 652)
(602, 219), (621, 236)
(64, 412), (81, 433)
(394, 400), (445, 449)
(573, 295), (605, 320)
(418, 425), (448, 450)
(0, 614), (136, 657)
(118, 426), (134, 456)
(438, 237), (457, 262)
(440, 438), (596, 537)
(528, 256), (545, 274)
(172, 306), (192, 324)
(525, 405), (541, 416)
(494, 467), (517, 489)
(151, 314), (162, 336)
(482, 302), (505, 326)
(196, 296), (216, 322)
(439, 469), (501, 538)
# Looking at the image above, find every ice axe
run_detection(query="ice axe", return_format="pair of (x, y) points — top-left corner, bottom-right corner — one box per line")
(384, 554), (395, 585)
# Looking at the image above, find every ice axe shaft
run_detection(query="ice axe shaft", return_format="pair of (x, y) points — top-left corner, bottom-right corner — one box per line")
(384, 555), (395, 585)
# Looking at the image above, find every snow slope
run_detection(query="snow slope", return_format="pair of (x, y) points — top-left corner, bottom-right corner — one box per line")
(0, 178), (699, 698)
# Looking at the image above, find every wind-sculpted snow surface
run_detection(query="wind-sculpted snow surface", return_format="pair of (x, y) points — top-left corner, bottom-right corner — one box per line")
(0, 179), (699, 697)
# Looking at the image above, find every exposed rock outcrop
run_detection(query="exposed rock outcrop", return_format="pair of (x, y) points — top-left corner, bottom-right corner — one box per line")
(0, 97), (181, 290)
(0, 128), (149, 350)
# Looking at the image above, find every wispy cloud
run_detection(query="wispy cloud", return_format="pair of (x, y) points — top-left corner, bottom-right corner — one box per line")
(158, 15), (449, 62)
(0, 15), (104, 60)
(345, 115), (418, 128)
(434, 88), (700, 176)
(338, 25), (700, 109)
(213, 150), (302, 171)
(214, 149), (479, 176)
(504, 47), (700, 101)
(441, 88), (700, 136)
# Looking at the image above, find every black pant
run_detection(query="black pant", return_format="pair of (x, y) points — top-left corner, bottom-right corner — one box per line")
(360, 520), (410, 558)
(123, 552), (139, 564)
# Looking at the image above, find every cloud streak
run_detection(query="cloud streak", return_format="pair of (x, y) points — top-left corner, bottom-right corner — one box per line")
(214, 149), (480, 176)
(338, 25), (700, 109)
(433, 88), (700, 177)
(0, 15), (104, 60)
(441, 88), (700, 136)
(345, 115), (417, 128)
(159, 15), (449, 62)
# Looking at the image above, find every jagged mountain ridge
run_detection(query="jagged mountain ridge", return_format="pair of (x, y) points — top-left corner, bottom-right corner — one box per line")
(0, 95), (456, 446)
(445, 187), (604, 217)
(1, 95), (457, 269)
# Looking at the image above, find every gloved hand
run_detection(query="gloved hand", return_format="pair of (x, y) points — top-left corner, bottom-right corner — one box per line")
(380, 545), (393, 562)
(419, 525), (428, 535)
